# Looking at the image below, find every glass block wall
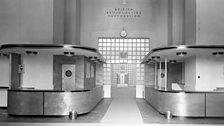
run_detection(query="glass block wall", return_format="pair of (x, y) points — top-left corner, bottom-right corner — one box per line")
(98, 38), (150, 86)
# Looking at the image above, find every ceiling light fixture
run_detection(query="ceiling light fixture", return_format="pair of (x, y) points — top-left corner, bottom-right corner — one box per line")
(212, 52), (224, 56)
(147, 59), (155, 64)
(64, 52), (75, 57)
(26, 51), (38, 55)
(169, 60), (177, 63)
(0, 53), (8, 57)
(89, 56), (98, 61)
(151, 56), (160, 61)
(176, 52), (187, 56)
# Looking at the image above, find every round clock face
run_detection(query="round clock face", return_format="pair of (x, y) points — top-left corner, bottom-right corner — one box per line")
(120, 30), (127, 38)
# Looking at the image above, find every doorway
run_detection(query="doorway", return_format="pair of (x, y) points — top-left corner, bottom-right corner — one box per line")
(62, 64), (76, 90)
(98, 37), (149, 87)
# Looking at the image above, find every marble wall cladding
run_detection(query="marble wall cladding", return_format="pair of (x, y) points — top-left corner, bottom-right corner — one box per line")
(10, 53), (21, 89)
(96, 63), (104, 85)
(53, 56), (62, 90)
(83, 57), (96, 90)
(75, 56), (85, 89)
(144, 64), (155, 86)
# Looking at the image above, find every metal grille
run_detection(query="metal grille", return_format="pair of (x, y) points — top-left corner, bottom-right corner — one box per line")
(98, 37), (150, 86)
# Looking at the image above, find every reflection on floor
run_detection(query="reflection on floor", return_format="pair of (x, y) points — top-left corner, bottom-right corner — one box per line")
(101, 86), (143, 123)
(0, 98), (112, 123)
(1, 87), (224, 126)
(136, 96), (224, 124)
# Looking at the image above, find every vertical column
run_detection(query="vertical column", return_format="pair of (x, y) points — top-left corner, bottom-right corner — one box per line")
(159, 61), (162, 89)
(64, 0), (81, 45)
(154, 63), (157, 89)
(53, 0), (65, 44)
(168, 0), (185, 45)
(164, 58), (168, 90)
(185, 0), (197, 45)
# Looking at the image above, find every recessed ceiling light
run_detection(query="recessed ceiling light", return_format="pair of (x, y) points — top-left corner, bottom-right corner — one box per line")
(26, 51), (38, 55)
(0, 53), (8, 57)
(212, 52), (224, 56)
(26, 51), (32, 54)
(176, 52), (187, 56)
(64, 52), (75, 56)
(151, 56), (160, 60)
(148, 59), (155, 63)
(32, 51), (38, 55)
(169, 60), (177, 63)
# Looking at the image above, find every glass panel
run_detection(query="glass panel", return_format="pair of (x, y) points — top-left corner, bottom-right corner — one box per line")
(107, 39), (111, 42)
(128, 39), (132, 42)
(145, 48), (149, 52)
(145, 39), (149, 43)
(145, 43), (149, 47)
(98, 37), (149, 86)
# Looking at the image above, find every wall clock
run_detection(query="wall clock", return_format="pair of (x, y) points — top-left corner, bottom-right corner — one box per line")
(120, 29), (127, 38)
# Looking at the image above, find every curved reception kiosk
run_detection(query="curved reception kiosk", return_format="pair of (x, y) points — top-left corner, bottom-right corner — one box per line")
(0, 44), (105, 117)
(8, 86), (103, 116)
(142, 45), (224, 117)
(145, 86), (224, 117)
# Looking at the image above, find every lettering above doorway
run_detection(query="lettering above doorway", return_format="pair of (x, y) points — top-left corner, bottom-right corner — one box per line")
(106, 7), (142, 18)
